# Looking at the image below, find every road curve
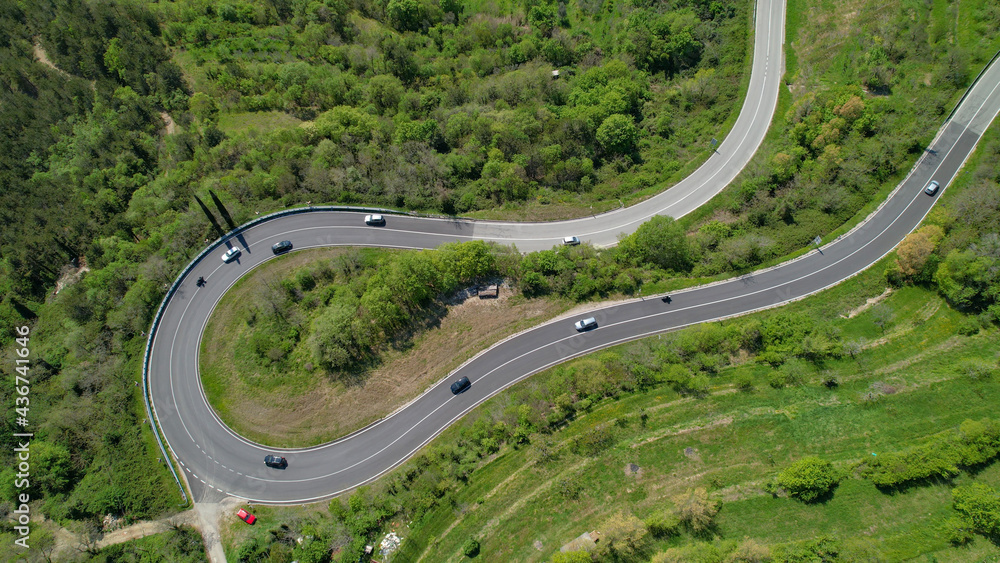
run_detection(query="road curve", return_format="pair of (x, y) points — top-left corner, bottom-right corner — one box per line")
(148, 0), (1000, 503)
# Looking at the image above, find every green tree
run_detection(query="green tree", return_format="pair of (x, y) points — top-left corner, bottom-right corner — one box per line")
(596, 114), (639, 157)
(617, 215), (691, 272)
(367, 74), (405, 114)
(103, 37), (126, 80)
(387, 0), (427, 32)
(726, 537), (772, 562)
(462, 537), (480, 557)
(596, 510), (648, 560)
(775, 457), (840, 502)
(952, 483), (1000, 536)
(551, 551), (591, 563)
(672, 487), (719, 533)
(528, 4), (556, 37)
(310, 301), (362, 370)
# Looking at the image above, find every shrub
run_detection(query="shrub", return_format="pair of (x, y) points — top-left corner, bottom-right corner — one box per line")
(959, 358), (996, 382)
(726, 537), (772, 562)
(672, 487), (720, 533)
(595, 511), (647, 560)
(644, 511), (680, 538)
(941, 516), (974, 545)
(863, 418), (1000, 488)
(864, 442), (961, 488)
(462, 537), (480, 558)
(952, 483), (1000, 536)
(572, 425), (613, 456)
(551, 551), (592, 563)
(734, 372), (755, 391)
(775, 457), (840, 502)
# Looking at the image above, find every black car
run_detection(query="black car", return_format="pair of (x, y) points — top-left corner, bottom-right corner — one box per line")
(264, 455), (287, 468)
(271, 240), (293, 254)
(450, 376), (471, 394)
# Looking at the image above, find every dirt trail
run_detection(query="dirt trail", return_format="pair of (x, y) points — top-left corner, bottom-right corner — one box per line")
(161, 111), (177, 134)
(31, 39), (98, 91)
(47, 500), (231, 562)
(32, 41), (66, 75)
(94, 510), (200, 549)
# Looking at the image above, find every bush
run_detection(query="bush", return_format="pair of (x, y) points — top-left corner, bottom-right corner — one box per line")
(644, 511), (680, 538)
(734, 372), (755, 391)
(941, 516), (974, 545)
(952, 483), (1000, 536)
(462, 537), (480, 558)
(672, 487), (720, 533)
(775, 457), (840, 502)
(572, 425), (614, 456)
(726, 537), (772, 562)
(595, 511), (647, 560)
(864, 418), (1000, 488)
(551, 551), (592, 563)
(958, 358), (996, 382)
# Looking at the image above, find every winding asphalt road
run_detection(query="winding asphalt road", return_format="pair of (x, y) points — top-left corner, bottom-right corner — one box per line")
(147, 0), (1000, 504)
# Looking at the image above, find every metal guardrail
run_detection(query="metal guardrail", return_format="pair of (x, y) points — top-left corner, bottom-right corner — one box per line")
(947, 47), (1000, 122)
(142, 40), (1000, 504)
(140, 205), (403, 503)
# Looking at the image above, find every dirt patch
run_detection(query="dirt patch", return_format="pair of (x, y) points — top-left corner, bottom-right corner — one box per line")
(841, 287), (892, 319)
(33, 40), (65, 75)
(624, 462), (644, 478)
(682, 447), (701, 462)
(161, 112), (177, 134)
(46, 508), (204, 561)
(33, 39), (96, 90)
(95, 511), (198, 549)
(53, 259), (90, 295)
(559, 530), (600, 554)
(202, 248), (575, 446)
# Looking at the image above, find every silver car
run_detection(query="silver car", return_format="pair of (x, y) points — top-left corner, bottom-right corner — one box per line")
(221, 247), (241, 262)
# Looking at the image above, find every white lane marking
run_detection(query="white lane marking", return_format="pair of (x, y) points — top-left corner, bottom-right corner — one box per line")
(230, 44), (1000, 500)
(153, 0), (995, 501)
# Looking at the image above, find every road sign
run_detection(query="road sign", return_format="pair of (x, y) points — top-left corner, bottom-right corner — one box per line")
(813, 235), (822, 246)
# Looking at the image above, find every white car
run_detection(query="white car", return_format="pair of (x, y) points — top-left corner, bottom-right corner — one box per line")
(563, 236), (581, 246)
(364, 214), (385, 226)
(574, 317), (597, 331)
(221, 247), (241, 263)
(923, 180), (939, 195)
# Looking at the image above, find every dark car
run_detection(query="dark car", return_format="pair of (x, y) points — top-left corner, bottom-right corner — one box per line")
(450, 376), (471, 394)
(264, 455), (287, 468)
(271, 240), (293, 254)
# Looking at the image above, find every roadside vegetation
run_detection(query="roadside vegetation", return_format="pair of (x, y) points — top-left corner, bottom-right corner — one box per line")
(215, 1), (1000, 561)
(218, 261), (1000, 562)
